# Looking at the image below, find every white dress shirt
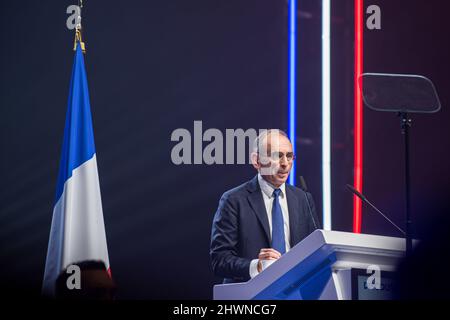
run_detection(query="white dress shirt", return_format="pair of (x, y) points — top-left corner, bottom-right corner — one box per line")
(249, 174), (291, 278)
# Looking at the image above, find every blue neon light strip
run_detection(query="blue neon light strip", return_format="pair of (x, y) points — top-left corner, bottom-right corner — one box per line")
(288, 0), (297, 186)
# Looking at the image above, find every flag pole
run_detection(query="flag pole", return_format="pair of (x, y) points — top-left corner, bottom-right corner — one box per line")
(73, 0), (86, 53)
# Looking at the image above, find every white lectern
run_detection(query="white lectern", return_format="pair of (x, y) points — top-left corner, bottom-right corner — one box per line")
(213, 230), (408, 300)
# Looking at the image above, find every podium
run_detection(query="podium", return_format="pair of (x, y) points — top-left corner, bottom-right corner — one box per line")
(213, 230), (409, 300)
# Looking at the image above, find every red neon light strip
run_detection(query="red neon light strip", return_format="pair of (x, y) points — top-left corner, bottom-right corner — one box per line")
(353, 0), (364, 233)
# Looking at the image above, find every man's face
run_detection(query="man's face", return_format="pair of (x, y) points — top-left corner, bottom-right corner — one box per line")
(255, 133), (294, 187)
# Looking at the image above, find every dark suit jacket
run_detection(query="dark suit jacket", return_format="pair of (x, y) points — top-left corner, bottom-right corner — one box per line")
(210, 175), (320, 283)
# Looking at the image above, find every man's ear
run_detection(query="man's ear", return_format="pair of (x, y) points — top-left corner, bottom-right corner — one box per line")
(251, 152), (260, 170)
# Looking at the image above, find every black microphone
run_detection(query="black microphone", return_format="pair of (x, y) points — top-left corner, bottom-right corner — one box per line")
(299, 176), (318, 229)
(346, 184), (405, 235)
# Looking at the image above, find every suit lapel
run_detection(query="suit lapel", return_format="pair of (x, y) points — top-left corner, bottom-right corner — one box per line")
(246, 176), (271, 244)
(286, 185), (300, 247)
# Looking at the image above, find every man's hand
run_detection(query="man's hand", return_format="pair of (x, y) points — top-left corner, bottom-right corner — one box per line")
(257, 248), (282, 273)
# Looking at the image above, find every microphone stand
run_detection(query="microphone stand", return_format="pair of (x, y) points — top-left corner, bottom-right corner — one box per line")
(299, 176), (318, 229)
(346, 184), (406, 237)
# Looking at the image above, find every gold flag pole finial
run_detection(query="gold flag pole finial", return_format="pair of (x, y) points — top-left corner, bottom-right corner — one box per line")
(73, 0), (86, 53)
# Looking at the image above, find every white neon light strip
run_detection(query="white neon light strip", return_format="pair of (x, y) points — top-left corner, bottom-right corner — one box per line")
(322, 0), (332, 230)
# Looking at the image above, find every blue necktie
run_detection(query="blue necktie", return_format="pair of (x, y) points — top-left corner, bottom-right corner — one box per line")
(271, 189), (286, 254)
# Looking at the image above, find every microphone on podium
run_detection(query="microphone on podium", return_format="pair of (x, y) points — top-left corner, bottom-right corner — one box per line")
(346, 184), (405, 235)
(299, 176), (318, 229)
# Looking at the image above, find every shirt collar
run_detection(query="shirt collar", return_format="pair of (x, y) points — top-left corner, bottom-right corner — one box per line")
(257, 173), (286, 198)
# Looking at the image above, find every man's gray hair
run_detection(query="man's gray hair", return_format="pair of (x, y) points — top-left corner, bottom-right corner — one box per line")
(252, 129), (289, 153)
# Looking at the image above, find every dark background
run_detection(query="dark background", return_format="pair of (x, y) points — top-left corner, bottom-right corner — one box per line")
(1, 0), (449, 299)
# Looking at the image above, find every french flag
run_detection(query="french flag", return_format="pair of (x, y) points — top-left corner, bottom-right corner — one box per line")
(42, 44), (110, 296)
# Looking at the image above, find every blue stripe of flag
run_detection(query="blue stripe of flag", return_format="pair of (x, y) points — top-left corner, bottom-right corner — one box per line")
(55, 45), (96, 204)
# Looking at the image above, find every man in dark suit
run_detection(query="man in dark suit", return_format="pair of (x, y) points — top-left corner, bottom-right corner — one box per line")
(210, 129), (320, 283)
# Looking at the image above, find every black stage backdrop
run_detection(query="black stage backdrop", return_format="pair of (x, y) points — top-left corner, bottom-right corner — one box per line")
(1, 0), (449, 299)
